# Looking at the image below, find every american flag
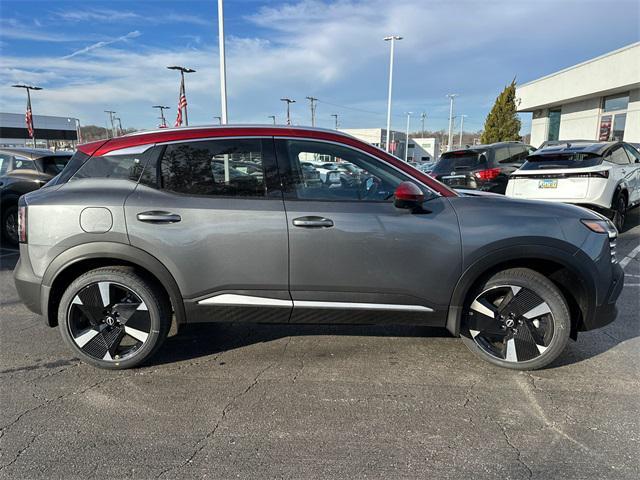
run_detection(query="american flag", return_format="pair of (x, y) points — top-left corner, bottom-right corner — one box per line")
(174, 76), (187, 127)
(25, 95), (34, 138)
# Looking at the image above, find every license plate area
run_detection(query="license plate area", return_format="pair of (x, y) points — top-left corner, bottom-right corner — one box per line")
(538, 179), (558, 189)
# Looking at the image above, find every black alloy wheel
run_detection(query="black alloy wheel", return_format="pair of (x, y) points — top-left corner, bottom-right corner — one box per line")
(462, 268), (570, 370)
(59, 267), (170, 369)
(2, 205), (19, 246)
(612, 195), (626, 232)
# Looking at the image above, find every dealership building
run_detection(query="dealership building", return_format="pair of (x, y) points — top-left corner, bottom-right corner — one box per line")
(340, 128), (439, 162)
(517, 42), (639, 147)
(0, 112), (80, 148)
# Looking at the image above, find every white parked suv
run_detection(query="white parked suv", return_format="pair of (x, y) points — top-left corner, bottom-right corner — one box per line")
(506, 141), (640, 230)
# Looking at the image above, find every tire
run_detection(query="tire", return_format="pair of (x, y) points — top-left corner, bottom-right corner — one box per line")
(1, 204), (19, 247)
(611, 194), (627, 232)
(461, 268), (570, 371)
(58, 266), (171, 369)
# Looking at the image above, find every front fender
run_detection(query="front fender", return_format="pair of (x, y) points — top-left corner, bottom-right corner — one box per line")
(445, 242), (597, 336)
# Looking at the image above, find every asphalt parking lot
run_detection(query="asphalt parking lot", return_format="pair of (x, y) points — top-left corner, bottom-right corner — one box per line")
(1, 209), (638, 480)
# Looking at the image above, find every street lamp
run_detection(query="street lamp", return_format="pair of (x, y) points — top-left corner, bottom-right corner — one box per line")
(404, 112), (412, 162)
(104, 110), (117, 138)
(115, 117), (123, 136)
(268, 115), (276, 125)
(12, 84), (42, 148)
(167, 65), (196, 126)
(446, 94), (458, 151)
(280, 98), (296, 125)
(384, 35), (402, 152)
(420, 112), (426, 137)
(306, 96), (318, 127)
(217, 0), (228, 124)
(153, 105), (170, 128)
(331, 114), (339, 130)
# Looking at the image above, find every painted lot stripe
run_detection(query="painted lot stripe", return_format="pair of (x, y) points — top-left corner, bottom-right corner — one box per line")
(620, 243), (640, 269)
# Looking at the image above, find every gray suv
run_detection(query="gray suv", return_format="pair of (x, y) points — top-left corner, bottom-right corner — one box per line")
(14, 126), (624, 370)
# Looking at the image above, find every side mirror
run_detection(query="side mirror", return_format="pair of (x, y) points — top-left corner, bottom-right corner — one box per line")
(394, 181), (425, 211)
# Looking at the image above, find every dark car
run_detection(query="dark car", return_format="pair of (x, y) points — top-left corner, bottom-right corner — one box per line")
(0, 148), (72, 245)
(431, 142), (534, 194)
(14, 126), (622, 371)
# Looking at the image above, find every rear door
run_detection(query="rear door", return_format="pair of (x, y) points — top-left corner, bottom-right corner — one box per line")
(125, 137), (291, 323)
(622, 144), (640, 204)
(604, 145), (634, 202)
(275, 138), (461, 326)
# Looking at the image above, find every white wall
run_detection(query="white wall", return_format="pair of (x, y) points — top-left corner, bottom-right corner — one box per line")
(558, 97), (601, 141)
(530, 110), (549, 147)
(625, 88), (640, 143)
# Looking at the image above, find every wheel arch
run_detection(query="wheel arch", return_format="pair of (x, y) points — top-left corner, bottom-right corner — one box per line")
(446, 244), (597, 338)
(42, 242), (186, 328)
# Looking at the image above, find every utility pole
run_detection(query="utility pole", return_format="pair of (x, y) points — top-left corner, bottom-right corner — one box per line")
(268, 115), (276, 125)
(167, 65), (196, 126)
(280, 98), (295, 125)
(331, 114), (339, 130)
(459, 114), (467, 148)
(153, 105), (170, 128)
(12, 84), (42, 147)
(104, 110), (117, 138)
(217, 0), (228, 124)
(404, 112), (412, 162)
(384, 35), (402, 152)
(214, 116), (222, 125)
(446, 94), (458, 151)
(420, 112), (426, 137)
(305, 96), (318, 127)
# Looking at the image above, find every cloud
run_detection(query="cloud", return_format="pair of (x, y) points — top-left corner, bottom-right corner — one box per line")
(62, 31), (142, 59)
(54, 8), (210, 26)
(0, 18), (82, 42)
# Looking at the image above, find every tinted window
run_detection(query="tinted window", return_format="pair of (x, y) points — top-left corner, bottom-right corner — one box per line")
(494, 147), (510, 163)
(605, 146), (630, 165)
(159, 139), (266, 197)
(72, 153), (144, 181)
(0, 154), (9, 175)
(55, 151), (90, 184)
(504, 145), (528, 165)
(13, 156), (37, 171)
(624, 145), (640, 163)
(432, 150), (488, 173)
(603, 93), (629, 112)
(520, 153), (603, 170)
(283, 140), (415, 202)
(41, 155), (71, 175)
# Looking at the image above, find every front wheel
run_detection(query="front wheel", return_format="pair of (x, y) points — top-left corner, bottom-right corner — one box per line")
(58, 267), (171, 369)
(461, 268), (570, 370)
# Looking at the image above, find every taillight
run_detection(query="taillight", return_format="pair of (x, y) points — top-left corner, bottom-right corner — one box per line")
(474, 168), (501, 180)
(18, 206), (27, 243)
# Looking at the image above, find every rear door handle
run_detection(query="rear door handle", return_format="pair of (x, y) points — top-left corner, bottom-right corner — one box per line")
(137, 211), (181, 223)
(292, 216), (334, 228)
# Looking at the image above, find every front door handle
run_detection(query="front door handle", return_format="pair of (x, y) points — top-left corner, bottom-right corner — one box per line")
(292, 216), (334, 228)
(137, 211), (181, 223)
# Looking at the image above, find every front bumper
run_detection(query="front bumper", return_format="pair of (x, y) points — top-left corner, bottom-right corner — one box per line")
(580, 261), (624, 331)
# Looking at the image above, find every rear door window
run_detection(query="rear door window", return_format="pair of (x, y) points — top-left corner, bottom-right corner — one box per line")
(605, 146), (631, 165)
(504, 145), (529, 165)
(71, 152), (145, 182)
(12, 156), (37, 171)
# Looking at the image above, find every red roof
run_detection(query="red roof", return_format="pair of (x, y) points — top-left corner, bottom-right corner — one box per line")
(80, 126), (456, 197)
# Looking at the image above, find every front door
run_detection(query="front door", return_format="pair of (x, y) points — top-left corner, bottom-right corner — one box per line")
(275, 138), (462, 326)
(125, 137), (291, 323)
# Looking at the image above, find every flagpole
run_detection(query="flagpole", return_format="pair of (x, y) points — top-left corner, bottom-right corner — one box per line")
(12, 84), (42, 148)
(27, 88), (35, 147)
(167, 66), (195, 127)
(218, 0), (228, 124)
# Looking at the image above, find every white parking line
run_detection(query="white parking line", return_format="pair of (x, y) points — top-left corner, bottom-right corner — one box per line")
(620, 244), (640, 269)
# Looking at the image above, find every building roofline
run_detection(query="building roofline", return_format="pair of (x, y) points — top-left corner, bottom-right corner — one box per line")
(518, 42), (640, 89)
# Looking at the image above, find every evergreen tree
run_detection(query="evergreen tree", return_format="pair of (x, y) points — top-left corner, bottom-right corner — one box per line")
(480, 79), (521, 144)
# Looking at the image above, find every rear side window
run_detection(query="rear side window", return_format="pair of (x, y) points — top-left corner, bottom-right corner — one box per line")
(624, 145), (640, 163)
(494, 147), (510, 164)
(0, 154), (9, 175)
(605, 146), (631, 165)
(503, 145), (529, 165)
(158, 139), (267, 197)
(72, 153), (145, 181)
(432, 150), (487, 173)
(41, 156), (71, 175)
(13, 156), (37, 171)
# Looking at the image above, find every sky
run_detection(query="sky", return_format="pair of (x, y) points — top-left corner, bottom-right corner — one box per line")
(1, 0), (639, 134)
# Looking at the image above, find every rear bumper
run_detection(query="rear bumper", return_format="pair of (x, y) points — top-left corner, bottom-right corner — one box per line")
(13, 256), (43, 316)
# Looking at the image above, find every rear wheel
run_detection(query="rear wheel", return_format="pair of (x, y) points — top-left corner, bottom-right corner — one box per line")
(1, 204), (19, 247)
(58, 267), (171, 369)
(611, 194), (626, 232)
(461, 268), (570, 370)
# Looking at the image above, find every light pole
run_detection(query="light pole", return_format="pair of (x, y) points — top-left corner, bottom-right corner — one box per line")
(404, 112), (412, 162)
(115, 117), (123, 136)
(268, 115), (276, 125)
(104, 110), (117, 138)
(214, 116), (222, 125)
(420, 111), (426, 137)
(167, 65), (196, 126)
(384, 35), (402, 152)
(331, 114), (339, 130)
(306, 96), (318, 127)
(153, 105), (170, 128)
(446, 94), (458, 151)
(280, 98), (295, 125)
(217, 0), (228, 124)
(12, 84), (42, 147)
(458, 114), (467, 148)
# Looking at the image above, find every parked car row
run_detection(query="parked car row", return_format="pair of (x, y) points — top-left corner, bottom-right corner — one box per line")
(426, 140), (640, 231)
(1, 148), (72, 245)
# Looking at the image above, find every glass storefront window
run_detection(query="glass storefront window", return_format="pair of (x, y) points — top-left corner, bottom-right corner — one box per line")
(612, 113), (626, 141)
(548, 109), (561, 141)
(603, 93), (629, 113)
